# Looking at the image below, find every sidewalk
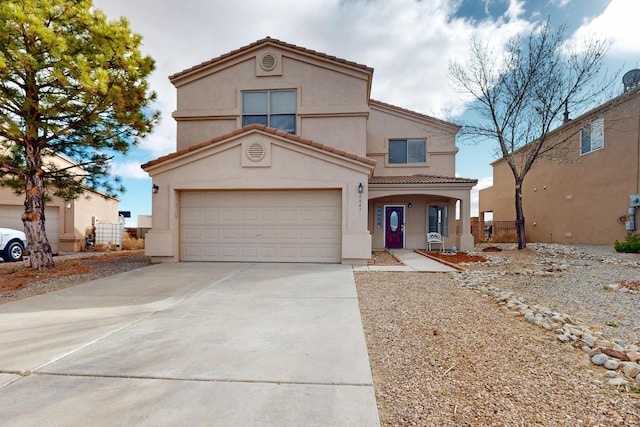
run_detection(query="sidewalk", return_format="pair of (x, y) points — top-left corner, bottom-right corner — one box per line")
(354, 249), (460, 272)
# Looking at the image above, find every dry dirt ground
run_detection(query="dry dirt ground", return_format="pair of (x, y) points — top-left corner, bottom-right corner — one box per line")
(370, 250), (487, 266)
(0, 250), (151, 304)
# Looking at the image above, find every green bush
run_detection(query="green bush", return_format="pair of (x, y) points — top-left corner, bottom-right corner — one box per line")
(614, 233), (640, 253)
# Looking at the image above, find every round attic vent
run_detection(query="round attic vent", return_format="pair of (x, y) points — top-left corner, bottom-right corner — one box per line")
(247, 142), (266, 161)
(260, 53), (277, 71)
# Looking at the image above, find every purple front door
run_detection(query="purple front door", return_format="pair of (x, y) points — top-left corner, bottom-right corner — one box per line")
(385, 206), (404, 249)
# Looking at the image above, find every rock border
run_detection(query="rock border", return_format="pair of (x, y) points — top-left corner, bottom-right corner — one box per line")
(452, 245), (640, 389)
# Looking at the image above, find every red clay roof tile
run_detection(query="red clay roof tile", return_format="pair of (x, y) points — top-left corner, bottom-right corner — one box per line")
(369, 175), (477, 185)
(170, 37), (373, 83)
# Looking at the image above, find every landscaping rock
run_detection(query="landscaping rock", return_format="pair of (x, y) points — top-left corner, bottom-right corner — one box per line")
(604, 359), (620, 370)
(621, 362), (640, 378)
(591, 354), (608, 366)
(602, 348), (630, 361)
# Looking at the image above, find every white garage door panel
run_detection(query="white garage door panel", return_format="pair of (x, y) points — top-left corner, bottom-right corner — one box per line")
(180, 190), (341, 263)
(0, 205), (60, 254)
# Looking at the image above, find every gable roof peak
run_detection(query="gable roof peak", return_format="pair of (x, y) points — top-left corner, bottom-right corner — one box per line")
(169, 37), (373, 84)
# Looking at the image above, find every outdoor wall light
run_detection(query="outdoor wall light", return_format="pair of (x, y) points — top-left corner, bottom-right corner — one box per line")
(358, 182), (363, 194)
(408, 202), (412, 208)
(152, 184), (159, 194)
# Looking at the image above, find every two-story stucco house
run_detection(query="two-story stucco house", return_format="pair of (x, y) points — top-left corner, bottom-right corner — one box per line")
(142, 37), (477, 264)
(480, 85), (640, 245)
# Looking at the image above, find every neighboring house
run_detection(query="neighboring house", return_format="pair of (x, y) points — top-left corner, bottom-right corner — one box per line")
(142, 37), (477, 264)
(479, 85), (640, 245)
(0, 152), (120, 253)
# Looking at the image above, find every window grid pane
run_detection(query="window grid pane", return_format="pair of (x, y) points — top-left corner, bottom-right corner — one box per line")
(580, 118), (604, 155)
(591, 118), (604, 151)
(242, 115), (268, 127)
(243, 92), (267, 114)
(407, 139), (426, 163)
(270, 114), (295, 133)
(270, 91), (296, 113)
(389, 140), (407, 164)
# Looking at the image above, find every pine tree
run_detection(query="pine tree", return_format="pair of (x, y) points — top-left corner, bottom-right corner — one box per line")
(0, 0), (159, 269)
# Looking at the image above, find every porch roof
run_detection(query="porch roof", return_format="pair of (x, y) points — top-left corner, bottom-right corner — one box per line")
(369, 175), (477, 185)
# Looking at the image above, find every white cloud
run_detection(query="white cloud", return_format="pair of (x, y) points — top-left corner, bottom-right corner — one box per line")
(568, 0), (640, 57)
(111, 161), (149, 180)
(548, 0), (571, 8)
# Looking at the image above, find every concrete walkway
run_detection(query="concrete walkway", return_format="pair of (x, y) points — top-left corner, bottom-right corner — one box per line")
(354, 249), (459, 272)
(0, 263), (379, 426)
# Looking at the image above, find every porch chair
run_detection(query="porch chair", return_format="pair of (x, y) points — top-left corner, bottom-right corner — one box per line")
(427, 232), (444, 252)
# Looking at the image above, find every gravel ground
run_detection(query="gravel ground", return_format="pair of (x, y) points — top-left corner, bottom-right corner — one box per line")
(471, 243), (640, 344)
(355, 244), (640, 426)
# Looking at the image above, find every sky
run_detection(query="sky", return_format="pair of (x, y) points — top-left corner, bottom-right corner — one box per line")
(90, 0), (640, 226)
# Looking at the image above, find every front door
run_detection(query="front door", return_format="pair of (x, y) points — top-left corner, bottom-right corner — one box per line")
(385, 206), (404, 249)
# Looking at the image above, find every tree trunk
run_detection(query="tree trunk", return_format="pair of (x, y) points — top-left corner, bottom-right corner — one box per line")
(515, 180), (526, 249)
(22, 146), (54, 270)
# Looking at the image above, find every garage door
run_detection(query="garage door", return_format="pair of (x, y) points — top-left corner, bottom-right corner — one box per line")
(180, 190), (342, 263)
(0, 205), (60, 254)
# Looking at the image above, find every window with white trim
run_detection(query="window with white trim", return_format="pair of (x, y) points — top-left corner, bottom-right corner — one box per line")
(428, 205), (448, 236)
(242, 90), (296, 134)
(389, 138), (426, 164)
(580, 117), (604, 155)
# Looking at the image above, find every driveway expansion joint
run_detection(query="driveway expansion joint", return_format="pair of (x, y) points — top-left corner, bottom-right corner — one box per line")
(11, 370), (374, 388)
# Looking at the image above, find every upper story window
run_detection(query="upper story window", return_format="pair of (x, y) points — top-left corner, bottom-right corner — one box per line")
(388, 138), (426, 164)
(580, 117), (604, 155)
(242, 90), (296, 134)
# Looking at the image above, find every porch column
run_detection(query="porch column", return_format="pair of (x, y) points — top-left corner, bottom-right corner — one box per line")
(458, 194), (474, 252)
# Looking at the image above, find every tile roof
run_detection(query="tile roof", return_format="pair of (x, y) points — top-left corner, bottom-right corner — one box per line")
(170, 37), (374, 83)
(141, 123), (377, 170)
(369, 175), (478, 185)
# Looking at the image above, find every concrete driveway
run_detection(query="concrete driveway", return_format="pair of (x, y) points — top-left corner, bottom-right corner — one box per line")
(0, 263), (379, 426)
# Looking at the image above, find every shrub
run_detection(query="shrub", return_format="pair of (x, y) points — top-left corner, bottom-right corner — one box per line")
(122, 236), (145, 250)
(614, 233), (640, 253)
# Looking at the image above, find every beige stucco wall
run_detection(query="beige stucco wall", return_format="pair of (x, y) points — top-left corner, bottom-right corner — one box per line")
(0, 187), (118, 253)
(144, 130), (374, 263)
(176, 119), (237, 151)
(480, 91), (640, 245)
(366, 102), (459, 177)
(172, 47), (371, 155)
(300, 116), (368, 156)
(64, 192), (120, 251)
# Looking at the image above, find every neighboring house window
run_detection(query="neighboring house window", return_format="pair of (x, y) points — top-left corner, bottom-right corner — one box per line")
(580, 117), (604, 155)
(388, 139), (426, 164)
(242, 90), (296, 134)
(428, 205), (448, 236)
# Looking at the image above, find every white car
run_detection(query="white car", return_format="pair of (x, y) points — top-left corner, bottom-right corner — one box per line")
(0, 228), (27, 262)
